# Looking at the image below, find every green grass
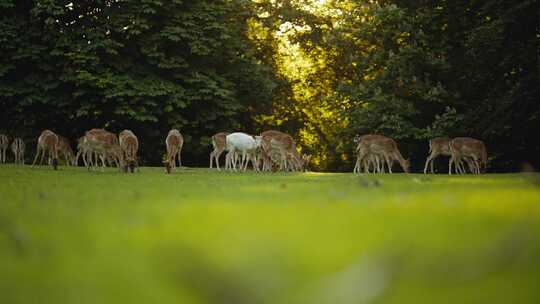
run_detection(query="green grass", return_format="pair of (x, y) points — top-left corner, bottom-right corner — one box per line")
(1, 165), (540, 304)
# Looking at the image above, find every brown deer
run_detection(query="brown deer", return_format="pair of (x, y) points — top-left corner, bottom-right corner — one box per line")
(424, 137), (452, 174)
(32, 130), (59, 170)
(57, 135), (75, 166)
(164, 129), (183, 173)
(11, 137), (25, 164)
(209, 132), (229, 170)
(119, 130), (139, 173)
(75, 136), (89, 167)
(260, 130), (302, 172)
(84, 129), (123, 171)
(449, 137), (487, 174)
(0, 134), (8, 163)
(354, 134), (387, 173)
(75, 135), (100, 167)
(356, 134), (410, 173)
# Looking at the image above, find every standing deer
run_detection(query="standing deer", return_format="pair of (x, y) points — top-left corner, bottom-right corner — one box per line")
(424, 137), (471, 174)
(449, 137), (487, 174)
(424, 137), (452, 174)
(57, 135), (75, 166)
(0, 134), (8, 163)
(32, 130), (59, 170)
(119, 130), (139, 173)
(260, 130), (302, 172)
(75, 136), (89, 167)
(84, 129), (123, 171)
(354, 134), (388, 173)
(11, 137), (25, 164)
(356, 134), (410, 173)
(164, 129), (183, 173)
(225, 132), (261, 172)
(209, 132), (229, 170)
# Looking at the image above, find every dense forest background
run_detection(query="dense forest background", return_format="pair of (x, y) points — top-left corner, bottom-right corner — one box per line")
(0, 0), (538, 172)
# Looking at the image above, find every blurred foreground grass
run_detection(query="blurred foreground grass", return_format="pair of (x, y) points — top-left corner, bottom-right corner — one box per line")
(1, 165), (540, 304)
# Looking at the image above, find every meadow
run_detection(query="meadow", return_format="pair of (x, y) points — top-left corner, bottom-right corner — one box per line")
(1, 165), (540, 304)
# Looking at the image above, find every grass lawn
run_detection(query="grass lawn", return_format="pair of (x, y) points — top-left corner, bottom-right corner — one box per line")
(1, 165), (540, 304)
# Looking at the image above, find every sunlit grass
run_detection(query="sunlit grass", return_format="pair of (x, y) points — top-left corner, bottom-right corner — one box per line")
(1, 165), (539, 303)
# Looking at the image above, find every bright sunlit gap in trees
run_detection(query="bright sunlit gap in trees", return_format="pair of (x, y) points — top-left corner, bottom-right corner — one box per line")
(248, 0), (350, 168)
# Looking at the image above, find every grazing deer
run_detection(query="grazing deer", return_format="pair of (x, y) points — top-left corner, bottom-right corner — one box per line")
(354, 134), (388, 173)
(209, 132), (229, 170)
(0, 134), (8, 163)
(84, 129), (124, 171)
(356, 134), (410, 173)
(260, 130), (301, 172)
(75, 136), (88, 167)
(449, 137), (487, 174)
(225, 132), (261, 172)
(354, 152), (384, 174)
(164, 129), (183, 173)
(11, 137), (25, 164)
(57, 135), (75, 166)
(32, 130), (60, 170)
(75, 135), (99, 167)
(119, 130), (139, 173)
(424, 137), (452, 174)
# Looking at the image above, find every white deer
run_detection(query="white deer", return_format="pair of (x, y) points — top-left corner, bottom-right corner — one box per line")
(225, 132), (261, 172)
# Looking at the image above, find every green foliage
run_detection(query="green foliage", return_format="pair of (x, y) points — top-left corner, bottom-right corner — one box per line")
(0, 0), (277, 163)
(257, 0), (538, 171)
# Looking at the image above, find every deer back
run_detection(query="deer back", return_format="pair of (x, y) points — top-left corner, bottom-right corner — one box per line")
(430, 137), (452, 155)
(212, 132), (228, 149)
(166, 130), (183, 148)
(39, 130), (59, 149)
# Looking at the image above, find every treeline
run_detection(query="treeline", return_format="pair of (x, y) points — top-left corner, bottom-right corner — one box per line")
(0, 0), (538, 171)
(0, 0), (278, 165)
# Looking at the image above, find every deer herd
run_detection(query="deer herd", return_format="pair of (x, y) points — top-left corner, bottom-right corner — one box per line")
(0, 130), (488, 175)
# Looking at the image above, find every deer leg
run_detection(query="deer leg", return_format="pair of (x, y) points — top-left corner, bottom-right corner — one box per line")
(456, 157), (465, 174)
(40, 148), (48, 166)
(458, 157), (466, 174)
(216, 150), (223, 171)
(386, 155), (393, 174)
(252, 154), (259, 172)
(424, 154), (433, 174)
(468, 157), (479, 174)
(232, 151), (238, 171)
(32, 147), (41, 167)
(226, 150), (233, 171)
